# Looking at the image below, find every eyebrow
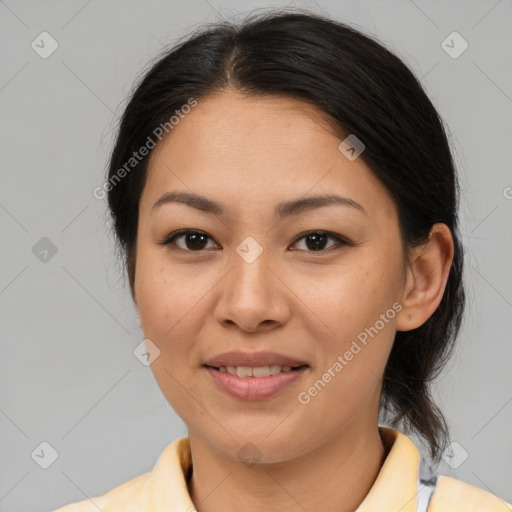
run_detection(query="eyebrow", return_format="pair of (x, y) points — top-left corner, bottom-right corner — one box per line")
(150, 191), (367, 219)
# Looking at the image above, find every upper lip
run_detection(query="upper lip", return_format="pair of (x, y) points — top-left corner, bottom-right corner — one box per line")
(204, 351), (308, 368)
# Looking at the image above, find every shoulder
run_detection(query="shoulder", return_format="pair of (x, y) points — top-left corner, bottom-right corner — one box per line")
(428, 475), (512, 512)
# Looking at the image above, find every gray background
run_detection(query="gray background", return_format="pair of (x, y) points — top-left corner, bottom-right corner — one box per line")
(1, 0), (511, 510)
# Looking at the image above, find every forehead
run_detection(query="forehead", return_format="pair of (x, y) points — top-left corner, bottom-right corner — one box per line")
(141, 90), (397, 223)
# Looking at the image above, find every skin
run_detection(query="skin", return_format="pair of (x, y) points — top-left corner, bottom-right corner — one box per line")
(133, 89), (454, 512)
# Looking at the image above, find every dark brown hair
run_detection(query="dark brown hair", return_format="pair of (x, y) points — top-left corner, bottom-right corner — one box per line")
(105, 9), (465, 463)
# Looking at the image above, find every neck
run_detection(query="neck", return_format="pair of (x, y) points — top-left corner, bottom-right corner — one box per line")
(187, 424), (388, 512)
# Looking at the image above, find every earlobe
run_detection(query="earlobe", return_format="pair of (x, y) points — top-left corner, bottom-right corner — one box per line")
(395, 223), (454, 332)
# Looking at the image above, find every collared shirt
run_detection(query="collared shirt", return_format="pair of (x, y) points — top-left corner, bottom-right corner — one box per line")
(53, 427), (511, 511)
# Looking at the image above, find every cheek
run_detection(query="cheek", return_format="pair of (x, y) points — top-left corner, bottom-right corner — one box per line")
(305, 251), (400, 381)
(134, 245), (215, 362)
(135, 250), (202, 409)
(135, 246), (188, 328)
(310, 260), (390, 332)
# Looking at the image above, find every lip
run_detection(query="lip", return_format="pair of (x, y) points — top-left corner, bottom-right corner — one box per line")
(205, 365), (309, 400)
(204, 350), (308, 368)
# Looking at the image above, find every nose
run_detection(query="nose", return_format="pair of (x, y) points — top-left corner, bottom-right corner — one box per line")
(214, 247), (292, 333)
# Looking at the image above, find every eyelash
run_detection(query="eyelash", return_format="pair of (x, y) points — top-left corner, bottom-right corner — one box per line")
(158, 229), (351, 254)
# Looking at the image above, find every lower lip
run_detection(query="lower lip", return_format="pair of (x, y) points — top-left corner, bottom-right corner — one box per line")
(205, 366), (308, 400)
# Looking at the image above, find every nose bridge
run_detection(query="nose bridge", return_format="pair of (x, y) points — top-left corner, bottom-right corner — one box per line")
(229, 236), (274, 301)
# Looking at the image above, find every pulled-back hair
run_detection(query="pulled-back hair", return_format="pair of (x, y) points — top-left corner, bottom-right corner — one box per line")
(105, 9), (465, 463)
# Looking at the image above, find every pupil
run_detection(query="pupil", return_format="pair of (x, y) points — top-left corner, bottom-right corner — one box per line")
(187, 233), (207, 250)
(306, 233), (327, 251)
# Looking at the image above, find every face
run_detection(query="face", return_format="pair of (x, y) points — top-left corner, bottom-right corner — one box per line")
(134, 90), (407, 462)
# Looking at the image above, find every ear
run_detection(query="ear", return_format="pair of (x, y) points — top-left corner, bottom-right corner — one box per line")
(396, 223), (455, 332)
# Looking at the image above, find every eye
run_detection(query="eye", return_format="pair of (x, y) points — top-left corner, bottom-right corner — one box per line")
(159, 229), (349, 253)
(159, 230), (219, 252)
(290, 231), (349, 252)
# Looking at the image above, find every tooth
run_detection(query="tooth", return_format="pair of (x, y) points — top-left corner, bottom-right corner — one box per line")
(252, 366), (270, 377)
(219, 365), (294, 378)
(269, 365), (282, 375)
(236, 366), (253, 377)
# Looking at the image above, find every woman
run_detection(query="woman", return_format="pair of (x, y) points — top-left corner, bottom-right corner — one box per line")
(54, 9), (510, 512)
